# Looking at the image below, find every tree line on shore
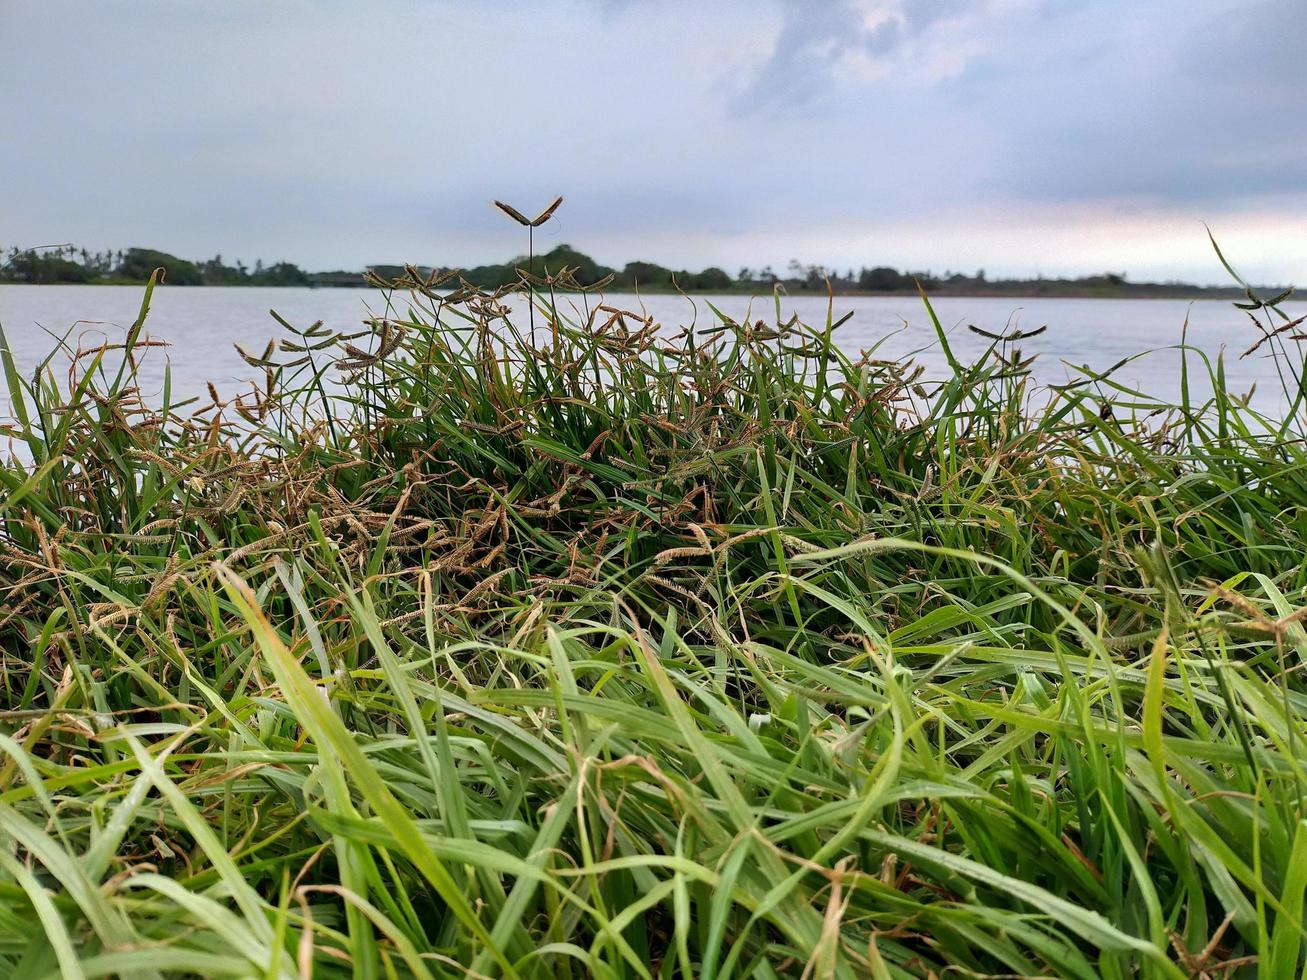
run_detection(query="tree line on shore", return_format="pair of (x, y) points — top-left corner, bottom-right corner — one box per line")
(1, 242), (1258, 297)
(0, 245), (313, 287)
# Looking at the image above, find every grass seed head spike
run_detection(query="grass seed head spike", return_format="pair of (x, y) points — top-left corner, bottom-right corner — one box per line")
(492, 195), (563, 227)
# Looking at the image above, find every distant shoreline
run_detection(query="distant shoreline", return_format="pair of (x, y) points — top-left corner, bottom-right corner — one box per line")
(5, 244), (1291, 303)
(1, 280), (1270, 302)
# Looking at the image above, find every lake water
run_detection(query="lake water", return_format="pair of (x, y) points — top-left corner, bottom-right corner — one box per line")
(2, 284), (1304, 418)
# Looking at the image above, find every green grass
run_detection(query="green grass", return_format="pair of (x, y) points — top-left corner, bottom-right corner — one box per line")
(0, 261), (1304, 978)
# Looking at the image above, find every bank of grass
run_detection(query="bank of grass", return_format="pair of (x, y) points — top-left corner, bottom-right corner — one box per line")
(0, 261), (1304, 978)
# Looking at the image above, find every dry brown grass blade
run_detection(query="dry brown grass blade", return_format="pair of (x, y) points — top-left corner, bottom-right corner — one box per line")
(493, 201), (531, 226)
(528, 195), (563, 226)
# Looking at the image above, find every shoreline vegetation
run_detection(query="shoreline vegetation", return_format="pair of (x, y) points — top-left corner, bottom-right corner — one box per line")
(0, 244), (1305, 976)
(2, 241), (1284, 299)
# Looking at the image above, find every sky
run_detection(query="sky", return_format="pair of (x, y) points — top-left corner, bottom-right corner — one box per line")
(2, 0), (1305, 283)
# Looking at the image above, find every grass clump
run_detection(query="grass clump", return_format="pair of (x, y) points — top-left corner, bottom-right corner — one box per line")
(0, 261), (1305, 978)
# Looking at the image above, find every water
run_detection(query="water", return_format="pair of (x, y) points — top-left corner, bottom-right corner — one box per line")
(2, 284), (1304, 417)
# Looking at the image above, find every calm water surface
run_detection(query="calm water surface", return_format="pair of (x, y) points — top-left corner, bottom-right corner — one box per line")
(2, 284), (1303, 417)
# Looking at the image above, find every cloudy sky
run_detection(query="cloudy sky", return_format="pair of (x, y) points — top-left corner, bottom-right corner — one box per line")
(3, 0), (1304, 282)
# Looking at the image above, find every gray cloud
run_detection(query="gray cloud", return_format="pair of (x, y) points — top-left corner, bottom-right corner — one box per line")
(944, 0), (1307, 203)
(735, 0), (968, 111)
